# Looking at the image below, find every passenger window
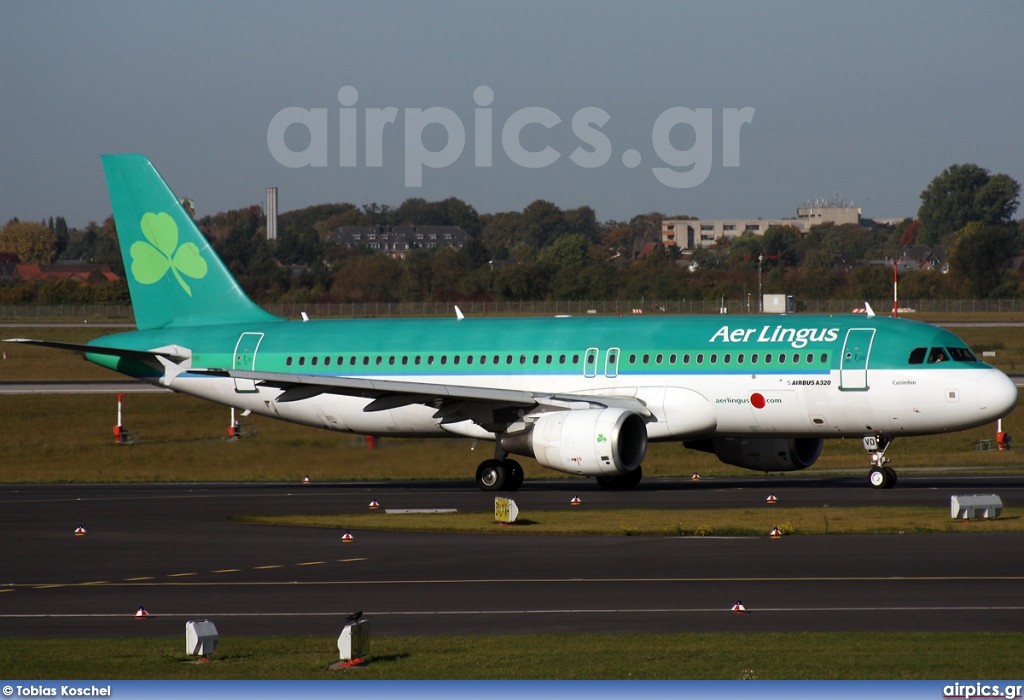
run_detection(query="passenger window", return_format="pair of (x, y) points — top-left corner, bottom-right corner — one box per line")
(792, 353), (800, 364)
(299, 357), (305, 366)
(643, 354), (650, 364)
(656, 354), (663, 364)
(520, 355), (527, 365)
(586, 353), (595, 364)
(493, 355), (501, 364)
(388, 356), (395, 365)
(806, 353), (813, 364)
(533, 355), (539, 364)
(375, 356), (382, 366)
(928, 347), (950, 364)
(819, 353), (827, 364)
(286, 356), (293, 366)
(454, 356), (460, 365)
(415, 356), (421, 365)
(778, 354), (786, 364)
(311, 356), (318, 366)
(572, 354), (580, 364)
(629, 354), (637, 364)
(710, 354), (718, 364)
(738, 353), (745, 363)
(402, 356), (408, 365)
(559, 354), (566, 364)
(441, 356), (448, 365)
(506, 355), (513, 365)
(324, 356), (331, 366)
(765, 353), (772, 363)
(908, 347), (927, 365)
(350, 356), (357, 366)
(337, 356), (343, 365)
(466, 355), (474, 365)
(696, 353), (704, 364)
(427, 355), (434, 365)
(670, 354), (677, 364)
(724, 354), (731, 364)
(683, 354), (690, 364)
(546, 355), (552, 364)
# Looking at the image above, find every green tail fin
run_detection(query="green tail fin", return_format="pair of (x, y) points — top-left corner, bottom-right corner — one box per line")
(102, 154), (282, 330)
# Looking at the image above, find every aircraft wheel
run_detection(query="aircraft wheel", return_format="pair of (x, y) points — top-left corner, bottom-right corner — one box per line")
(869, 467), (889, 489)
(476, 460), (507, 491)
(883, 466), (898, 488)
(504, 459), (524, 491)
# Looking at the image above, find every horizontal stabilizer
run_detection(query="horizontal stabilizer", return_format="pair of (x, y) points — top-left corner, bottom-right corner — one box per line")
(3, 338), (191, 363)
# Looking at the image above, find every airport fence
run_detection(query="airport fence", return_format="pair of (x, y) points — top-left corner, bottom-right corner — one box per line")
(4, 298), (1024, 322)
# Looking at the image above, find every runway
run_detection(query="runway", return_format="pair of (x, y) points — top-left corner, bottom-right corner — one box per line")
(3, 476), (1024, 639)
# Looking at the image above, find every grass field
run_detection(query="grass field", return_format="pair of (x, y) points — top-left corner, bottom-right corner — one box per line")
(233, 505), (1023, 537)
(3, 632), (1024, 679)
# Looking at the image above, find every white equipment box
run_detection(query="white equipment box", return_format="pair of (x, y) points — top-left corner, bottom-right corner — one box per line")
(185, 619), (219, 656)
(950, 494), (1002, 519)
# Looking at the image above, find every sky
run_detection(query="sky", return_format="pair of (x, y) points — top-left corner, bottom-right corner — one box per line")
(2, 0), (1022, 229)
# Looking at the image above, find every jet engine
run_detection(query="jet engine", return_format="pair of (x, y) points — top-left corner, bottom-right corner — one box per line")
(685, 437), (823, 472)
(501, 407), (648, 477)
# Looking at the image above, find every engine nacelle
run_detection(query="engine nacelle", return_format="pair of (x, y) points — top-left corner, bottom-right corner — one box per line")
(686, 437), (823, 472)
(501, 408), (648, 477)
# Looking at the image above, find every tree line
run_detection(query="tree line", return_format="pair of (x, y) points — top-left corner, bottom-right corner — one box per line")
(1, 163), (1020, 307)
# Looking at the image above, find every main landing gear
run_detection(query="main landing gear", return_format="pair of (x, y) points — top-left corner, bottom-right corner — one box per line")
(863, 435), (897, 489)
(475, 458), (524, 492)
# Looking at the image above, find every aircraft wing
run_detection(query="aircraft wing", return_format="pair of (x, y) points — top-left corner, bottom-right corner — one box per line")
(189, 367), (651, 432)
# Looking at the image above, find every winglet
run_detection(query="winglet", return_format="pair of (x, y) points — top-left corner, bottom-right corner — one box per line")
(455, 305), (465, 321)
(864, 302), (876, 318)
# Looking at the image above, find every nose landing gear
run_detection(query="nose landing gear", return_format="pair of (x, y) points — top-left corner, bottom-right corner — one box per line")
(864, 435), (897, 489)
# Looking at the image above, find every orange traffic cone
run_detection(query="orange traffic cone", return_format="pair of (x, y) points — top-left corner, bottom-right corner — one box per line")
(74, 526), (87, 536)
(341, 531), (354, 543)
(731, 601), (747, 613)
(570, 496), (581, 506)
(134, 606), (149, 620)
(769, 527), (782, 538)
(766, 494), (777, 504)
(368, 500), (380, 509)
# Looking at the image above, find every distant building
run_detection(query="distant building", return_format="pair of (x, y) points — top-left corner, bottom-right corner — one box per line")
(663, 202), (867, 250)
(329, 225), (472, 259)
(1, 262), (121, 283)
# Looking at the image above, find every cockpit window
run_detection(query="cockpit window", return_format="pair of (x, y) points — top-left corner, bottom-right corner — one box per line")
(927, 347), (950, 364)
(908, 347), (926, 365)
(947, 347), (978, 362)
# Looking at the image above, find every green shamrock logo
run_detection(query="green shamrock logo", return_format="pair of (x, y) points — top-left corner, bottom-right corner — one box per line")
(596, 434), (607, 443)
(130, 212), (208, 296)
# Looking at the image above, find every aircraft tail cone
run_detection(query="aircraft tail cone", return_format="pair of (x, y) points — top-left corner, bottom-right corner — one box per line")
(769, 527), (782, 538)
(368, 500), (380, 509)
(134, 606), (149, 620)
(766, 494), (777, 504)
(341, 531), (354, 543)
(731, 601), (747, 613)
(570, 496), (581, 506)
(74, 526), (87, 536)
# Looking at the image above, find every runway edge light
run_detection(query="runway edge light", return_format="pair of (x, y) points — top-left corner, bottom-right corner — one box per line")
(731, 601), (747, 613)
(135, 606), (149, 620)
(570, 496), (581, 506)
(74, 526), (87, 536)
(369, 500), (380, 509)
(342, 531), (354, 542)
(766, 493), (777, 504)
(770, 527), (782, 538)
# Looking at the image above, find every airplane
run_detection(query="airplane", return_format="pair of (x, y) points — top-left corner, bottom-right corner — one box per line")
(5, 154), (1018, 491)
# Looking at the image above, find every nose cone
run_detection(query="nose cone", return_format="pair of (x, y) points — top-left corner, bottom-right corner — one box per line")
(979, 369), (1019, 419)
